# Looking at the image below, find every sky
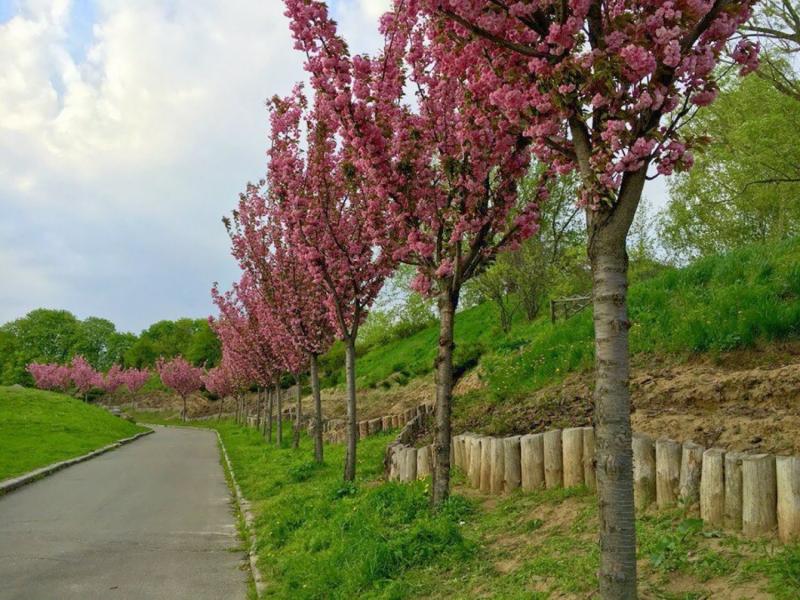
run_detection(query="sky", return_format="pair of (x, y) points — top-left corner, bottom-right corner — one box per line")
(0, 0), (393, 334)
(0, 0), (669, 335)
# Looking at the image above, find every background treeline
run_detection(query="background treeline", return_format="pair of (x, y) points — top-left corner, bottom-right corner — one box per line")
(0, 310), (220, 386)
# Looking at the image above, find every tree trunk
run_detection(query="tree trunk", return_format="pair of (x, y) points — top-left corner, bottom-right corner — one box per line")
(275, 383), (282, 446)
(589, 211), (639, 598)
(267, 389), (273, 442)
(311, 353), (324, 463)
(293, 374), (302, 449)
(432, 291), (457, 506)
(182, 396), (187, 422)
(343, 335), (357, 481)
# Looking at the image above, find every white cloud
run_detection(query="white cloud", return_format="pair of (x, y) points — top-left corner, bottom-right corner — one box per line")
(0, 0), (388, 331)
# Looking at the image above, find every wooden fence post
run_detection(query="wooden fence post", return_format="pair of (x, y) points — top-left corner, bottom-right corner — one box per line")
(742, 454), (777, 537)
(656, 438), (682, 509)
(521, 433), (545, 491)
(562, 428), (584, 488)
(504, 436), (522, 493)
(544, 429), (563, 489)
(632, 434), (656, 511)
(700, 448), (725, 527)
(776, 455), (800, 543)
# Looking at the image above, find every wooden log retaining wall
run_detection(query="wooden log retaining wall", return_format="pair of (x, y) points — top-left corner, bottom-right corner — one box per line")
(385, 425), (800, 543)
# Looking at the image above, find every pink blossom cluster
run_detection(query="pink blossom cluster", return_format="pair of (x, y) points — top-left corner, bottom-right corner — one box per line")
(392, 0), (758, 206)
(156, 356), (204, 400)
(27, 363), (72, 392)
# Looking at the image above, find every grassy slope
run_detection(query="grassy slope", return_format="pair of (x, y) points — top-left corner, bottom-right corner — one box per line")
(0, 386), (147, 480)
(196, 421), (798, 599)
(345, 237), (800, 401)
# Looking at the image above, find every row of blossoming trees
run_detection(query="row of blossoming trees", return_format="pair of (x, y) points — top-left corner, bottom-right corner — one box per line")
(208, 1), (760, 597)
(27, 355), (225, 422)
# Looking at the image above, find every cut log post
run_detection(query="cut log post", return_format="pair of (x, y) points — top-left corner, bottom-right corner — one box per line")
(543, 429), (563, 489)
(581, 427), (596, 491)
(521, 433), (545, 491)
(417, 446), (432, 479)
(480, 436), (492, 493)
(490, 437), (505, 495)
(387, 446), (398, 481)
(632, 434), (656, 511)
(724, 452), (745, 530)
(452, 434), (462, 470)
(776, 455), (800, 543)
(562, 428), (584, 488)
(742, 454), (777, 537)
(656, 438), (682, 509)
(359, 420), (369, 439)
(700, 448), (725, 527)
(382, 416), (392, 431)
(680, 442), (705, 507)
(402, 447), (418, 483)
(392, 415), (400, 429)
(469, 436), (482, 489)
(370, 418), (382, 435)
(504, 436), (522, 493)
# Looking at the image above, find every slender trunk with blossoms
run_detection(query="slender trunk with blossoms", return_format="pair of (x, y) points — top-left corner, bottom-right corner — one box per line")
(264, 87), (395, 481)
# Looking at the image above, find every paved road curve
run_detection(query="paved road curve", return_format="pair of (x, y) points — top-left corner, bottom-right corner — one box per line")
(0, 427), (248, 600)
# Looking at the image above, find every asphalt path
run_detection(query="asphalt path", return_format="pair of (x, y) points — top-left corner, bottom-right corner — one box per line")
(0, 426), (247, 599)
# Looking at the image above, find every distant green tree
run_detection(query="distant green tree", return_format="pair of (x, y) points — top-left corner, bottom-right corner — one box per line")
(185, 320), (221, 367)
(474, 170), (588, 330)
(124, 318), (220, 368)
(74, 317), (118, 371)
(0, 309), (82, 385)
(661, 75), (800, 261)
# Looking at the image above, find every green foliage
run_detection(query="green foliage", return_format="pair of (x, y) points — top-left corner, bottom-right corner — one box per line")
(124, 318), (220, 368)
(0, 386), (147, 480)
(662, 74), (800, 261)
(326, 237), (800, 400)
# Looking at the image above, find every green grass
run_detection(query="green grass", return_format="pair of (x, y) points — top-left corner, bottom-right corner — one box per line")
(0, 386), (148, 481)
(197, 421), (799, 599)
(334, 237), (800, 400)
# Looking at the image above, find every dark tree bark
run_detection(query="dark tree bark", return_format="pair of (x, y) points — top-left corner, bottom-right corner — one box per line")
(310, 353), (324, 463)
(267, 389), (273, 442)
(343, 335), (357, 482)
(292, 374), (302, 449)
(275, 382), (283, 446)
(431, 290), (458, 506)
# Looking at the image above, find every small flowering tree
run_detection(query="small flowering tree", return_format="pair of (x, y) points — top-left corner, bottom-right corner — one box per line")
(121, 368), (150, 397)
(69, 355), (102, 402)
(156, 356), (204, 422)
(202, 365), (235, 420)
(27, 363), (72, 392)
(391, 0), (759, 596)
(265, 88), (395, 480)
(100, 364), (125, 395)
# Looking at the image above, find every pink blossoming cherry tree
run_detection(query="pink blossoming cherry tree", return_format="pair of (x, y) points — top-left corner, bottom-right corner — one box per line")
(156, 356), (204, 422)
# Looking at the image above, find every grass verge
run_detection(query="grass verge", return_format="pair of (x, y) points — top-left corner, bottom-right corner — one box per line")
(0, 385), (148, 481)
(181, 418), (799, 599)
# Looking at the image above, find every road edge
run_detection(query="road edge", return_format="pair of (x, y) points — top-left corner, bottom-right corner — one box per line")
(0, 429), (154, 496)
(214, 429), (268, 598)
